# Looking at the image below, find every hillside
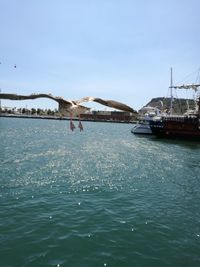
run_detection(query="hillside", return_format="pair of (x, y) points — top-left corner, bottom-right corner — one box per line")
(142, 97), (196, 114)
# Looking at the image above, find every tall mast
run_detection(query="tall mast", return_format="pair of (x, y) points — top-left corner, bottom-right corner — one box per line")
(170, 67), (173, 115)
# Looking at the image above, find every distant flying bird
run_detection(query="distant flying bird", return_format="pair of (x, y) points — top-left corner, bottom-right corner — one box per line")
(0, 93), (137, 114)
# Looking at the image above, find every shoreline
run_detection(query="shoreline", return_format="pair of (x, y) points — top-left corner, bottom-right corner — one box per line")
(0, 113), (136, 124)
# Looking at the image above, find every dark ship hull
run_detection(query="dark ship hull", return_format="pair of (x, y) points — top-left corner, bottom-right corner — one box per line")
(150, 116), (200, 141)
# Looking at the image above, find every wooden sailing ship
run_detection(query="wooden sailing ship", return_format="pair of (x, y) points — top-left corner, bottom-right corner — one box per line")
(150, 80), (200, 141)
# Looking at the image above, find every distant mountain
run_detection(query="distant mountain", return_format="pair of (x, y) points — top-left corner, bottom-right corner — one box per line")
(141, 97), (196, 114)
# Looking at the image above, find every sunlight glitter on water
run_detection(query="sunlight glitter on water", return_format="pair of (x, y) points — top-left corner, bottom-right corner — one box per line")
(0, 118), (200, 267)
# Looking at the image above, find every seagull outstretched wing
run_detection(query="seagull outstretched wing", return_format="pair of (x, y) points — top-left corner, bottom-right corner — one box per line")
(75, 97), (137, 113)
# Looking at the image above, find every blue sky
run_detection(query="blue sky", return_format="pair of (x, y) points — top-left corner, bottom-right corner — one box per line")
(0, 0), (199, 111)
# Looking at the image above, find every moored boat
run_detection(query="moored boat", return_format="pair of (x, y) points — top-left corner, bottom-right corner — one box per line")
(131, 120), (152, 135)
(150, 86), (200, 140)
(150, 112), (200, 140)
(131, 106), (162, 135)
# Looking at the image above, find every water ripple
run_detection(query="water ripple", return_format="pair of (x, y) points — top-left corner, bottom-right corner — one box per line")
(0, 118), (200, 267)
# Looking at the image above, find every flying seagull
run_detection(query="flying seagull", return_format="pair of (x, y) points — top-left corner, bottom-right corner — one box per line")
(0, 93), (137, 114)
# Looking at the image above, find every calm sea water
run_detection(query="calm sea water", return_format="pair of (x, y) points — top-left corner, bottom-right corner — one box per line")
(0, 117), (200, 267)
